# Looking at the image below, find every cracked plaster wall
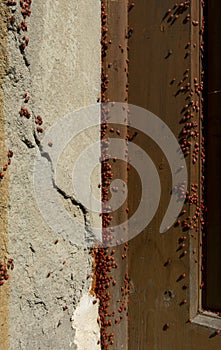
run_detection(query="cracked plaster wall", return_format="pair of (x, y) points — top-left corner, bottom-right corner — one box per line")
(1, 0), (101, 349)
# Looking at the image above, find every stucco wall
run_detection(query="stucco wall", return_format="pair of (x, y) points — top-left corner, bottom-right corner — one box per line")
(0, 1), (101, 349)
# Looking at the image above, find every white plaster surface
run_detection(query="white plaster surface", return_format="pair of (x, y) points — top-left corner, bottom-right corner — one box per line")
(72, 293), (100, 350)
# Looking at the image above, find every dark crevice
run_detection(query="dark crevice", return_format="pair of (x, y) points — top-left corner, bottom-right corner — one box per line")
(19, 46), (30, 67)
(22, 138), (35, 148)
(202, 0), (221, 313)
(33, 131), (94, 243)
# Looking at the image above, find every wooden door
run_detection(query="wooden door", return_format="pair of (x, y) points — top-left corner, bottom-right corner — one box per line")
(127, 0), (221, 349)
(100, 0), (221, 348)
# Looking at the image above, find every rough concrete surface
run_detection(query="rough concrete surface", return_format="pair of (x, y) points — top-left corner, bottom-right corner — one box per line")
(0, 2), (10, 349)
(1, 0), (101, 349)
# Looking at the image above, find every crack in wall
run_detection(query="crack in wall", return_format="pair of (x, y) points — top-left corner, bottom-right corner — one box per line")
(33, 131), (95, 246)
(4, 0), (101, 347)
(22, 137), (35, 148)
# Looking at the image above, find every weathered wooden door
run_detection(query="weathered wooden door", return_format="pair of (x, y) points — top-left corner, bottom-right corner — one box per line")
(126, 0), (221, 349)
(101, 0), (221, 349)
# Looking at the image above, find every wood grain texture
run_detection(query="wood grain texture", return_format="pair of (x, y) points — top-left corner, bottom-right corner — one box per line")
(102, 1), (129, 349)
(127, 0), (221, 349)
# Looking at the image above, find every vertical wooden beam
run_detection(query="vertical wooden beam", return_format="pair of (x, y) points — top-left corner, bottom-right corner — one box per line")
(102, 1), (129, 349)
